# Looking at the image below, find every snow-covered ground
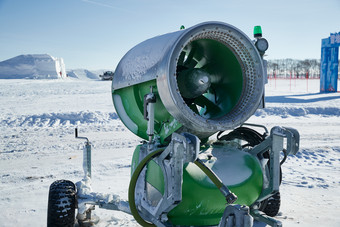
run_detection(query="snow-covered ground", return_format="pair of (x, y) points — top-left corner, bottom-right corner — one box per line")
(0, 78), (339, 227)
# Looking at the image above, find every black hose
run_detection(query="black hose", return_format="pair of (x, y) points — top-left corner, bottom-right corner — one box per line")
(194, 158), (224, 189)
(217, 127), (265, 148)
(128, 148), (165, 227)
(194, 158), (237, 204)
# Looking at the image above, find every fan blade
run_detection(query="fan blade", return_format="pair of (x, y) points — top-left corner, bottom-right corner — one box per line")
(177, 51), (186, 66)
(193, 95), (221, 117)
(196, 57), (208, 69)
(183, 45), (196, 67)
(187, 59), (199, 68)
(187, 103), (199, 114)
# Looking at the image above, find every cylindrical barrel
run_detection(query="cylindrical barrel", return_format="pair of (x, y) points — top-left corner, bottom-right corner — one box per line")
(112, 22), (265, 141)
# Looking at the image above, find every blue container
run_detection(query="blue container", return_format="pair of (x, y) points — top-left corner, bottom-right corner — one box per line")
(320, 33), (340, 93)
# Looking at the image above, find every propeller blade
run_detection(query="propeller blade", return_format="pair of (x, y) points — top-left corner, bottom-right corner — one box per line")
(193, 95), (221, 117)
(196, 57), (208, 68)
(183, 45), (196, 67)
(186, 59), (199, 68)
(177, 51), (186, 66)
(188, 103), (199, 114)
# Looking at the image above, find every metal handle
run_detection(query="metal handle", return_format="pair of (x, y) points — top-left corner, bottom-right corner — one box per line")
(75, 128), (89, 143)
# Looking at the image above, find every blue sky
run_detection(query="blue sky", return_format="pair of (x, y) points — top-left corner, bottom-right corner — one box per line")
(0, 0), (339, 70)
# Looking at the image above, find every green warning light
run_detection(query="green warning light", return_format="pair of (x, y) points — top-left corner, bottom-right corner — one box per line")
(254, 26), (262, 38)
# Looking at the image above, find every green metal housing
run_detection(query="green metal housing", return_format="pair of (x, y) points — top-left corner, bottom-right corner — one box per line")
(112, 80), (182, 143)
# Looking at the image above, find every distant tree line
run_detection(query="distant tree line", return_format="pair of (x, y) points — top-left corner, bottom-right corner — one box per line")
(266, 59), (340, 79)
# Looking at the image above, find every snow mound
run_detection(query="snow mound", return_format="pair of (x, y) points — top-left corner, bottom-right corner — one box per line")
(255, 106), (340, 118)
(255, 91), (340, 118)
(1, 111), (119, 128)
(0, 54), (66, 79)
(67, 69), (100, 80)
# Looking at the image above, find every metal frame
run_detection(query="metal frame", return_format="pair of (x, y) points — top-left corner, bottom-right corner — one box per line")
(75, 129), (130, 225)
(245, 126), (299, 227)
(73, 124), (299, 227)
(136, 133), (199, 226)
(250, 126), (299, 202)
(219, 205), (253, 227)
(217, 126), (299, 227)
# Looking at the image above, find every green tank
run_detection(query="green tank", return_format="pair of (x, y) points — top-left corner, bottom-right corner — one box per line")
(131, 143), (263, 226)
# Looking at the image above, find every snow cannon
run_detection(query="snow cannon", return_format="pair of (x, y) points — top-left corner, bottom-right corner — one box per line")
(47, 22), (300, 227)
(112, 21), (266, 142)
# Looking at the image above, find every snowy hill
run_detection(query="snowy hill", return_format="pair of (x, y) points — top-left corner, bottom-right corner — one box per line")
(67, 69), (101, 80)
(0, 54), (110, 80)
(0, 54), (66, 79)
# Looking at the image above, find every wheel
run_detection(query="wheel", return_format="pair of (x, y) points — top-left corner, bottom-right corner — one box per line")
(259, 191), (281, 217)
(47, 180), (76, 227)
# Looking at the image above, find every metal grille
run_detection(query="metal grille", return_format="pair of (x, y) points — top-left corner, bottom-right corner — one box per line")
(175, 26), (263, 128)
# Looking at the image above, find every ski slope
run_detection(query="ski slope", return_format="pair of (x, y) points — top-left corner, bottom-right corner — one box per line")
(0, 78), (339, 226)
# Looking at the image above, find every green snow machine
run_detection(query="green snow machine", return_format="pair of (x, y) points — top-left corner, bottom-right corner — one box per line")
(47, 22), (300, 227)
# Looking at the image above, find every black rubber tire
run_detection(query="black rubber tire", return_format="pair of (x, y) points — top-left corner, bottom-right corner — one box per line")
(47, 180), (76, 227)
(260, 191), (281, 217)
